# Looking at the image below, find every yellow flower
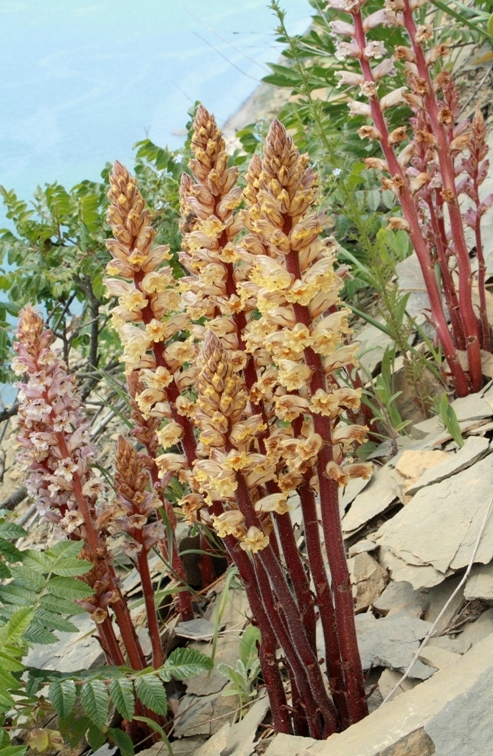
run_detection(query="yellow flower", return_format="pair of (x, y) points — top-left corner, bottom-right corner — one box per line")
(155, 453), (188, 474)
(250, 257), (294, 293)
(239, 526), (270, 554)
(310, 389), (340, 418)
(274, 394), (310, 422)
(119, 290), (148, 313)
(145, 319), (169, 343)
(211, 510), (246, 538)
(141, 268), (174, 294)
(140, 366), (173, 390)
(324, 345), (359, 374)
(277, 360), (312, 391)
(157, 422), (183, 450)
(311, 311), (350, 356)
(254, 493), (290, 516)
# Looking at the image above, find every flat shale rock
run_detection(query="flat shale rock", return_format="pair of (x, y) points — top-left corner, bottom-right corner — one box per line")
(24, 613), (103, 672)
(404, 436), (490, 496)
(342, 464), (401, 534)
(374, 455), (493, 589)
(378, 668), (418, 700)
(425, 666), (493, 755)
(464, 561), (493, 601)
(348, 552), (388, 612)
(394, 449), (449, 481)
(418, 645), (461, 670)
(355, 611), (434, 679)
(373, 580), (429, 618)
(355, 321), (394, 375)
(264, 635), (493, 756)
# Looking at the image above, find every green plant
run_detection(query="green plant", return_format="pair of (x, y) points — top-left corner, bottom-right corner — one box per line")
(218, 625), (262, 718)
(0, 511), (212, 755)
(438, 392), (465, 446)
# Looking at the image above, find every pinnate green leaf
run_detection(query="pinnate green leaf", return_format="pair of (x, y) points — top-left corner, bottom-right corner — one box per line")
(47, 541), (83, 560)
(0, 522), (26, 540)
(134, 674), (167, 716)
(0, 607), (34, 645)
(80, 680), (108, 730)
(39, 594), (81, 616)
(46, 577), (94, 601)
(159, 647), (212, 682)
(107, 728), (134, 756)
(49, 679), (77, 721)
(109, 678), (135, 721)
(50, 558), (92, 577)
(0, 746), (28, 756)
(86, 725), (106, 753)
(33, 609), (78, 633)
(21, 550), (52, 572)
(0, 584), (37, 606)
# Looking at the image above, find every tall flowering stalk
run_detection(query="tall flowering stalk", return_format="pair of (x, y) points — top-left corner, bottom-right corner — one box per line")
(105, 108), (371, 737)
(329, 0), (493, 396)
(13, 307), (147, 671)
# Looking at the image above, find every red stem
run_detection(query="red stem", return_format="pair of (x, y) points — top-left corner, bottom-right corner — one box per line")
(402, 1), (482, 390)
(352, 10), (470, 396)
(136, 539), (164, 668)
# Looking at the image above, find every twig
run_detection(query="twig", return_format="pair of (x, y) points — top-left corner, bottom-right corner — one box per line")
(381, 495), (493, 704)
(0, 403), (19, 423)
(1, 487), (28, 511)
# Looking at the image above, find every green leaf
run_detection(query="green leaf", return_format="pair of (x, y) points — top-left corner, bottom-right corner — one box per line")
(21, 550), (52, 573)
(0, 584), (37, 606)
(23, 626), (59, 645)
(86, 725), (106, 753)
(0, 746), (28, 756)
(0, 667), (21, 691)
(0, 561), (11, 580)
(47, 541), (84, 559)
(132, 717), (173, 756)
(107, 728), (134, 756)
(8, 565), (46, 592)
(80, 680), (108, 730)
(49, 679), (77, 720)
(109, 678), (135, 721)
(58, 713), (91, 748)
(134, 674), (167, 716)
(239, 625), (261, 671)
(39, 594), (81, 616)
(0, 522), (26, 540)
(0, 537), (22, 563)
(0, 607), (34, 645)
(0, 650), (24, 672)
(159, 647), (212, 682)
(0, 686), (16, 709)
(50, 558), (93, 577)
(46, 577), (94, 601)
(33, 609), (78, 633)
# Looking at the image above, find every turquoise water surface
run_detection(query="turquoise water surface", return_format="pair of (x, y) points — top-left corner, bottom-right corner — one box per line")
(0, 0), (311, 202)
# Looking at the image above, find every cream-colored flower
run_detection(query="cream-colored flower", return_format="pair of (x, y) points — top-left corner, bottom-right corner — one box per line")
(277, 360), (312, 391)
(145, 319), (169, 343)
(239, 526), (270, 553)
(254, 493), (290, 515)
(211, 509), (246, 538)
(157, 421), (183, 450)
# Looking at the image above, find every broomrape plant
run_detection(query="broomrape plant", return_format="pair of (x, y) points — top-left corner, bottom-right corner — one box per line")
(102, 107), (371, 739)
(329, 0), (493, 396)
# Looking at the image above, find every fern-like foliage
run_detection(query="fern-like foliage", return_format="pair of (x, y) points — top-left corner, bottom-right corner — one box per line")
(0, 512), (212, 755)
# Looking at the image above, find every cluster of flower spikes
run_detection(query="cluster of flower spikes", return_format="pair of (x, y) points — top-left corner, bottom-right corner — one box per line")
(12, 306), (123, 628)
(177, 112), (372, 555)
(328, 0), (493, 394)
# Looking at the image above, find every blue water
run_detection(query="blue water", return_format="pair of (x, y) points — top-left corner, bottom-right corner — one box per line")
(0, 0), (311, 203)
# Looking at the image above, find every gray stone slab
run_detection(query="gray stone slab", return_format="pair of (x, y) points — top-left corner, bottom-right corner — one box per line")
(221, 695), (270, 756)
(405, 436), (490, 496)
(449, 393), (493, 422)
(348, 539), (378, 557)
(24, 613), (104, 672)
(374, 455), (493, 589)
(373, 580), (429, 619)
(264, 635), (493, 756)
(355, 611), (434, 679)
(186, 635), (242, 696)
(342, 464), (401, 534)
(464, 560), (493, 601)
(425, 666), (493, 755)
